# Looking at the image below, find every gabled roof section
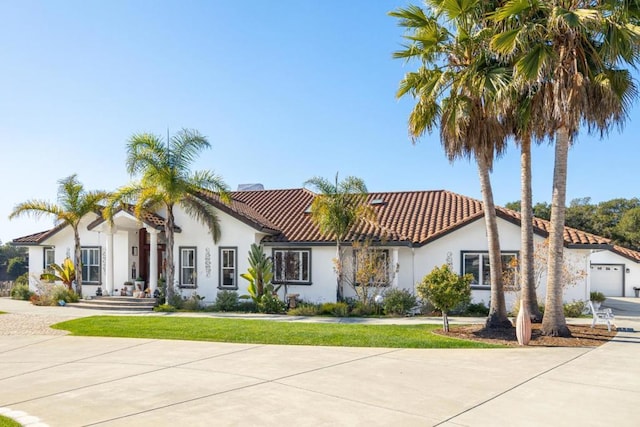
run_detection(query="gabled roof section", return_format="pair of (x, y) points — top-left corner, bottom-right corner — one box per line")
(496, 207), (611, 246)
(195, 190), (280, 234)
(11, 223), (67, 245)
(611, 245), (640, 263)
(86, 206), (182, 232)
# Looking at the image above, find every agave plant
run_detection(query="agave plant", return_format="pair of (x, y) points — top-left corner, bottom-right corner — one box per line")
(40, 258), (76, 290)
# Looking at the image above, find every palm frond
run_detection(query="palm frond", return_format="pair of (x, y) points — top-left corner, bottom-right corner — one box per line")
(181, 195), (223, 242)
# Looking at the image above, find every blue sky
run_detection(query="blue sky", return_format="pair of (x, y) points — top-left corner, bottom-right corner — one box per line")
(1, 0), (638, 244)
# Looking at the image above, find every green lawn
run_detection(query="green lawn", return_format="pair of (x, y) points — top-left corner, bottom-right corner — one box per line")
(51, 316), (502, 349)
(0, 415), (21, 427)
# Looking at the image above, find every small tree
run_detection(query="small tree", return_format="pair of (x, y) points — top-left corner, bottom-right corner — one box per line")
(417, 265), (472, 332)
(533, 239), (587, 293)
(342, 240), (395, 308)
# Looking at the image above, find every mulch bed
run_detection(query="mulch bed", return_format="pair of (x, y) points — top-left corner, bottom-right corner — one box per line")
(435, 323), (617, 347)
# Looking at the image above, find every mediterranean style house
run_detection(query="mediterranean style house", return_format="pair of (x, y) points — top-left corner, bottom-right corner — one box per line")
(12, 188), (640, 307)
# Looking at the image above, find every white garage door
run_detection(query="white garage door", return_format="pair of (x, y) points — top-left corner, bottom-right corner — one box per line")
(590, 264), (624, 297)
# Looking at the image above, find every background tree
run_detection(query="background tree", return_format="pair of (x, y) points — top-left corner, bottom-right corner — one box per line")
(304, 173), (372, 301)
(492, 0), (640, 336)
(0, 241), (28, 280)
(104, 129), (229, 304)
(417, 264), (472, 332)
(9, 174), (108, 296)
(391, 1), (512, 329)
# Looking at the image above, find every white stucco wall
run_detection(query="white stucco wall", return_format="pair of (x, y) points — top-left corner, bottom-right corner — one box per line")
(590, 250), (640, 297)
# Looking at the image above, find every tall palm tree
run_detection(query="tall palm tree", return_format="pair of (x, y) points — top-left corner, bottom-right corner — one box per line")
(500, 88), (550, 323)
(304, 173), (372, 301)
(492, 0), (640, 336)
(104, 129), (230, 304)
(390, 1), (513, 328)
(9, 174), (108, 296)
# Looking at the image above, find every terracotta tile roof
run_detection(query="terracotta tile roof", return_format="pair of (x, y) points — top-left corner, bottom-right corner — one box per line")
(195, 190), (279, 234)
(496, 207), (611, 246)
(231, 189), (484, 245)
(611, 245), (640, 263)
(11, 224), (66, 245)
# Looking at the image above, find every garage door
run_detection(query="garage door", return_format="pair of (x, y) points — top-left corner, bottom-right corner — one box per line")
(590, 264), (624, 297)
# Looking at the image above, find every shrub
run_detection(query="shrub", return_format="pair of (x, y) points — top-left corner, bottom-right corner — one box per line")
(382, 289), (417, 316)
(168, 293), (184, 309)
(563, 300), (587, 318)
(319, 302), (349, 317)
(349, 301), (376, 316)
(182, 294), (205, 311)
(590, 291), (606, 303)
(288, 303), (320, 316)
(154, 304), (177, 312)
(237, 300), (257, 312)
(51, 286), (79, 303)
(463, 302), (490, 317)
(212, 291), (239, 312)
(15, 273), (29, 287)
(258, 292), (287, 314)
(10, 283), (32, 301)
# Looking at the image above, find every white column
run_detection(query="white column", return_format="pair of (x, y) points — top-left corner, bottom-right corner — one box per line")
(105, 229), (115, 296)
(147, 228), (159, 295)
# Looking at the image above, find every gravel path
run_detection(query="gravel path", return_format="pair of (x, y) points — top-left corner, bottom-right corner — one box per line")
(0, 313), (69, 336)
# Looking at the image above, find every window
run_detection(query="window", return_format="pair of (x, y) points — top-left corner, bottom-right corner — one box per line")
(81, 247), (101, 283)
(273, 249), (311, 283)
(43, 247), (55, 271)
(353, 248), (390, 286)
(219, 247), (237, 289)
(180, 247), (197, 288)
(462, 251), (518, 288)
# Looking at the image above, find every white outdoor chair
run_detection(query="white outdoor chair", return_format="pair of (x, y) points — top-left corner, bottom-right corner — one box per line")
(587, 300), (615, 332)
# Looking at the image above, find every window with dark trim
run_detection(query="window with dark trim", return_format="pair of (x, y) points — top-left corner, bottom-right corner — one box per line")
(353, 248), (390, 286)
(81, 247), (101, 283)
(219, 247), (237, 289)
(43, 247), (55, 271)
(461, 251), (518, 288)
(180, 247), (197, 288)
(273, 249), (311, 284)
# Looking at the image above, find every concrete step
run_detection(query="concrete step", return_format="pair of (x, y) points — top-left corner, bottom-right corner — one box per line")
(70, 297), (158, 312)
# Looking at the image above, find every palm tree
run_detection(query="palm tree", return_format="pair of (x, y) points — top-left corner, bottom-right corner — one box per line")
(492, 1), (640, 336)
(9, 174), (108, 296)
(500, 88), (550, 323)
(104, 129), (230, 304)
(390, 1), (513, 328)
(304, 173), (372, 301)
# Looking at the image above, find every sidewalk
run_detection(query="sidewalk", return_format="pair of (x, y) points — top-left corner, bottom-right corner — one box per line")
(0, 297), (639, 426)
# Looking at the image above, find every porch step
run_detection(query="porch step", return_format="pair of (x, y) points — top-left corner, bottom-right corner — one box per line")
(70, 296), (158, 312)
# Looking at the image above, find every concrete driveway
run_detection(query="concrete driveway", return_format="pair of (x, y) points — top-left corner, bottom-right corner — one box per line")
(1, 297), (639, 426)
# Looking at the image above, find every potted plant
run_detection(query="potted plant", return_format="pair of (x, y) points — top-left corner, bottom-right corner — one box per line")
(124, 281), (134, 296)
(590, 291), (606, 309)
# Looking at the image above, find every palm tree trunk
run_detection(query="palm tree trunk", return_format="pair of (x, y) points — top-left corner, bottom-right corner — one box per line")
(520, 136), (542, 322)
(73, 226), (83, 297)
(541, 127), (571, 337)
(336, 241), (343, 301)
(477, 154), (512, 329)
(165, 205), (176, 305)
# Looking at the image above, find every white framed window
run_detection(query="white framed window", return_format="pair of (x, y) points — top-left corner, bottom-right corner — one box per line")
(219, 247), (237, 289)
(273, 249), (311, 284)
(81, 247), (101, 283)
(43, 247), (55, 271)
(462, 251), (518, 288)
(180, 247), (197, 288)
